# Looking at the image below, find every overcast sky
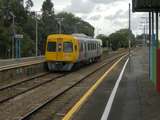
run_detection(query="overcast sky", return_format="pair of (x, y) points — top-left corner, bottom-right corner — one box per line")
(31, 0), (147, 36)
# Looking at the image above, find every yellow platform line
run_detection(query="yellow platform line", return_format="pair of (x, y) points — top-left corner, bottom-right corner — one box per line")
(62, 55), (127, 120)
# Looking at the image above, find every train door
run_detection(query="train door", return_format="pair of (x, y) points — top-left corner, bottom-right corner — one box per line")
(63, 40), (74, 61)
(56, 38), (63, 60)
(85, 42), (87, 58)
(82, 42), (85, 60)
(79, 41), (83, 60)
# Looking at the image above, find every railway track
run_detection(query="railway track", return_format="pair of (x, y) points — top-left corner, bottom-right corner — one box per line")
(18, 52), (128, 120)
(0, 72), (66, 104)
(0, 50), (127, 105)
(0, 50), (127, 120)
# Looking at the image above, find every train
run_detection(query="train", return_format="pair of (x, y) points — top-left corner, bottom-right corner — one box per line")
(45, 34), (103, 71)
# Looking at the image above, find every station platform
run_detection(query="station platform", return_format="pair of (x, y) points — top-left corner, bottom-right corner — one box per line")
(0, 56), (44, 67)
(67, 47), (160, 120)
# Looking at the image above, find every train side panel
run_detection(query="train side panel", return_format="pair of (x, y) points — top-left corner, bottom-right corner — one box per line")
(75, 37), (102, 63)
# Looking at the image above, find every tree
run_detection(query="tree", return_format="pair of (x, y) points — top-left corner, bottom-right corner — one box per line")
(0, 0), (95, 58)
(0, 0), (36, 58)
(0, 0), (12, 58)
(109, 32), (121, 51)
(25, 0), (33, 11)
(56, 12), (94, 37)
(96, 34), (109, 47)
(9, 0), (27, 26)
(109, 29), (135, 51)
(42, 0), (54, 18)
(40, 0), (57, 54)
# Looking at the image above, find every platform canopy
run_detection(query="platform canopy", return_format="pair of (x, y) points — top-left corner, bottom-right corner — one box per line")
(132, 0), (160, 12)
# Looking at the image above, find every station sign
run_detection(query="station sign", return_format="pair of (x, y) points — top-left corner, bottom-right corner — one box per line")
(15, 34), (23, 39)
(132, 0), (160, 12)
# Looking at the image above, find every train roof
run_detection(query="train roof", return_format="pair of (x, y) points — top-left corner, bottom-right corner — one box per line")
(47, 34), (102, 42)
(72, 33), (92, 38)
(72, 33), (101, 42)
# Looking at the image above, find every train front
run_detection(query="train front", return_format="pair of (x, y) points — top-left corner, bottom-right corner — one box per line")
(45, 34), (79, 71)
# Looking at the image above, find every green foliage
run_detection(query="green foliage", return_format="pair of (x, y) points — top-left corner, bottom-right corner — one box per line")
(40, 0), (57, 53)
(0, 0), (95, 58)
(25, 0), (34, 11)
(109, 29), (135, 51)
(21, 33), (35, 57)
(96, 34), (109, 47)
(56, 12), (94, 37)
(96, 29), (135, 51)
(42, 0), (54, 17)
(10, 0), (27, 26)
(0, 26), (11, 58)
(0, 0), (134, 58)
(109, 32), (121, 51)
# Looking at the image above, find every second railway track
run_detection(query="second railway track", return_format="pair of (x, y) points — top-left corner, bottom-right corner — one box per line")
(0, 50), (127, 105)
(0, 72), (66, 104)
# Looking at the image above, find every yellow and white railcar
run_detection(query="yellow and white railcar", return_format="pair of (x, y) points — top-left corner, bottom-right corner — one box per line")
(45, 34), (102, 71)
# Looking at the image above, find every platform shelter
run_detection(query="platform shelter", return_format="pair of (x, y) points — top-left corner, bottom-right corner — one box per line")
(132, 0), (160, 92)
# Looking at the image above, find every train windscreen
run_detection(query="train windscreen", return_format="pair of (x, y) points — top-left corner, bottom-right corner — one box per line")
(63, 42), (73, 52)
(47, 42), (56, 52)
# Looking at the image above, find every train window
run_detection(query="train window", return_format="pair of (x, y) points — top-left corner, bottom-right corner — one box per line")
(90, 43), (92, 50)
(47, 42), (56, 52)
(92, 43), (94, 50)
(88, 43), (90, 51)
(80, 43), (83, 51)
(93, 43), (95, 49)
(63, 42), (73, 52)
(93, 43), (94, 50)
(85, 43), (87, 51)
(93, 43), (94, 49)
(91, 43), (93, 50)
(98, 43), (100, 48)
(83, 43), (84, 51)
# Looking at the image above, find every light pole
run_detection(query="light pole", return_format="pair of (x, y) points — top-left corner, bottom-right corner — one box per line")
(32, 11), (41, 56)
(56, 18), (64, 34)
(140, 16), (149, 46)
(9, 11), (16, 59)
(129, 3), (131, 58)
(139, 16), (149, 46)
(139, 24), (146, 45)
(35, 13), (38, 56)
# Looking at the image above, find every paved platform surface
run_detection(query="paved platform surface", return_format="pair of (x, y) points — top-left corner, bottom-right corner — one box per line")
(70, 47), (160, 120)
(0, 56), (44, 67)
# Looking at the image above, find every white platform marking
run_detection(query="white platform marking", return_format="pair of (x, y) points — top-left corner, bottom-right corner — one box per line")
(101, 58), (129, 120)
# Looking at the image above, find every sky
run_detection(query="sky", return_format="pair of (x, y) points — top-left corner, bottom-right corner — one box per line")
(30, 0), (147, 36)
